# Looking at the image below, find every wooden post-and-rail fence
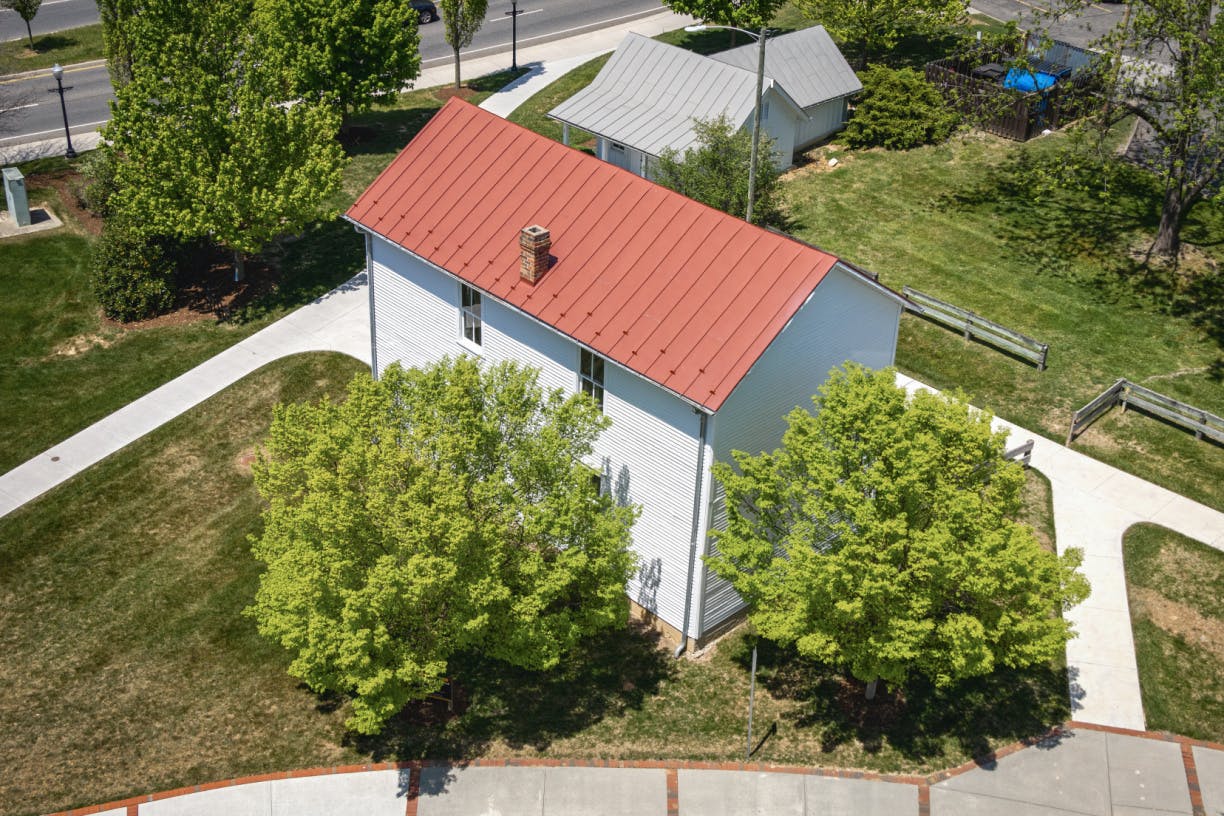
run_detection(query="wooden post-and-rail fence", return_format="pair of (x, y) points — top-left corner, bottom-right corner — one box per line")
(903, 286), (1050, 370)
(1066, 379), (1224, 445)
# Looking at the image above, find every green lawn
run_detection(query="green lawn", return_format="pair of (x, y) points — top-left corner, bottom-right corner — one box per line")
(1122, 524), (1224, 741)
(0, 72), (519, 476)
(0, 24), (106, 74)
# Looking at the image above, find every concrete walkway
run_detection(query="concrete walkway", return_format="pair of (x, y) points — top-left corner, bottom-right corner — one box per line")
(47, 725), (1224, 816)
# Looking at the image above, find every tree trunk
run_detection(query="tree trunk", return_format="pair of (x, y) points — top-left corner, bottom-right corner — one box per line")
(25, 20), (34, 49)
(453, 47), (461, 90)
(1151, 186), (1185, 259)
(865, 679), (879, 700)
(233, 250), (245, 283)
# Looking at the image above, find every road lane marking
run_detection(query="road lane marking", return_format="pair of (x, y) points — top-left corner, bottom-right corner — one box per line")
(0, 102), (38, 112)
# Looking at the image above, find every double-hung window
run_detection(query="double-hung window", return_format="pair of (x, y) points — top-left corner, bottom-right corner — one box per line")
(460, 284), (482, 346)
(579, 349), (605, 410)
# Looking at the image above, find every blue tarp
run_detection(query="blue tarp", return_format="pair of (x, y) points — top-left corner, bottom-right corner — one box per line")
(1003, 68), (1059, 92)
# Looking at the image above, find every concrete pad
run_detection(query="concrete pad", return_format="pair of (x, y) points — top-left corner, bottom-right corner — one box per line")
(1106, 734), (1192, 814)
(0, 205), (63, 238)
(1147, 501), (1224, 554)
(1067, 661), (1146, 731)
(934, 729), (1110, 815)
(141, 781), (273, 816)
(1094, 471), (1180, 521)
(1192, 747), (1224, 816)
(417, 765), (545, 816)
(805, 776), (919, 816)
(95, 809), (129, 816)
(544, 767), (666, 815)
(270, 769), (409, 815)
(1068, 559), (1132, 612)
(1064, 609), (1139, 667)
(677, 769), (804, 816)
(930, 787), (1095, 815)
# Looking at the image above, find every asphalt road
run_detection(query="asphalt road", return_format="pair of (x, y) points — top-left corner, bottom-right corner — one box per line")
(970, 0), (1127, 50)
(1, 0), (99, 42)
(0, 0), (665, 148)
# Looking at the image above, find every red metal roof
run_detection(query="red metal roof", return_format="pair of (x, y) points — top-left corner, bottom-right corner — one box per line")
(346, 98), (840, 412)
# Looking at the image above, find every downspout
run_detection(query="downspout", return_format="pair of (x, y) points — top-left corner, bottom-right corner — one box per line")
(360, 229), (378, 377)
(674, 409), (710, 658)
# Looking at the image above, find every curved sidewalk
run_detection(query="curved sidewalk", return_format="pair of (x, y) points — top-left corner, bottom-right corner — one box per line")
(45, 725), (1224, 816)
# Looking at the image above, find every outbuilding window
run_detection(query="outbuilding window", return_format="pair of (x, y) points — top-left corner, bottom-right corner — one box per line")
(460, 283), (482, 346)
(580, 349), (605, 410)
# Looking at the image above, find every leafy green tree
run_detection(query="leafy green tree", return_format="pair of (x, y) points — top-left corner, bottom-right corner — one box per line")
(439, 0), (487, 89)
(254, 0), (422, 123)
(662, 0), (786, 43)
(707, 364), (1088, 700)
(2, 0), (42, 48)
(103, 0), (344, 280)
(248, 357), (639, 734)
(795, 0), (968, 67)
(843, 65), (960, 149)
(1086, 0), (1222, 259)
(97, 0), (138, 86)
(655, 115), (785, 227)
(90, 217), (178, 322)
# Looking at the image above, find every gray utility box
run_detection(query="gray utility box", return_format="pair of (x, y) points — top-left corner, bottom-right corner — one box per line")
(3, 167), (30, 228)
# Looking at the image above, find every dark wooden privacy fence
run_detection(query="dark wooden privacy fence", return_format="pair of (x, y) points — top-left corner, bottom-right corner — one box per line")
(925, 44), (1103, 141)
(1066, 379), (1224, 445)
(903, 286), (1050, 369)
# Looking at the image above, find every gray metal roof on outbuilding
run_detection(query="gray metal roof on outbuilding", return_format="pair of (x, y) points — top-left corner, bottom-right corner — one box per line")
(711, 25), (861, 110)
(548, 33), (766, 159)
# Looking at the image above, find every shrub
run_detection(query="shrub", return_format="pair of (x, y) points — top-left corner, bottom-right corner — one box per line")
(843, 66), (960, 150)
(77, 147), (122, 217)
(91, 219), (178, 322)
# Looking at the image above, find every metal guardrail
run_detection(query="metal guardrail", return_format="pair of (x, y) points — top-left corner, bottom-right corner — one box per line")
(903, 286), (1050, 370)
(1066, 379), (1224, 445)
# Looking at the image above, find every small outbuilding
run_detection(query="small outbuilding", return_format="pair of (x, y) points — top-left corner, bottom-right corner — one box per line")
(547, 27), (861, 176)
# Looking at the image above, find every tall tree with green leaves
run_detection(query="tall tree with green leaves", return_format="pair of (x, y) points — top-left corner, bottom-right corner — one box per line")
(1085, 0), (1222, 259)
(438, 0), (487, 89)
(707, 364), (1088, 700)
(103, 0), (344, 280)
(655, 114), (785, 227)
(253, 0), (422, 124)
(795, 0), (968, 67)
(2, 0), (42, 48)
(662, 0), (786, 42)
(248, 357), (638, 734)
(96, 0), (138, 86)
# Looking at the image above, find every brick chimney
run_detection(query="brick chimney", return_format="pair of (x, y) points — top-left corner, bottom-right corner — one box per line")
(519, 225), (551, 283)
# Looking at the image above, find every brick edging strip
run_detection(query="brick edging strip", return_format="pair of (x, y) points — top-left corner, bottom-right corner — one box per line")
(46, 720), (1224, 816)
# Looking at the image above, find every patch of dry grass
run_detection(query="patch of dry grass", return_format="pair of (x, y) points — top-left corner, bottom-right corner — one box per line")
(1123, 523), (1224, 741)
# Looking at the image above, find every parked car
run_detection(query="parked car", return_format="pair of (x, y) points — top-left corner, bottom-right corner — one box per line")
(412, 0), (438, 22)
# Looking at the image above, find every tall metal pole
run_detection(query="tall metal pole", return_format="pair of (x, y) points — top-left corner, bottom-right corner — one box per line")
(51, 64), (77, 160)
(745, 643), (758, 761)
(745, 27), (766, 224)
(510, 0), (519, 71)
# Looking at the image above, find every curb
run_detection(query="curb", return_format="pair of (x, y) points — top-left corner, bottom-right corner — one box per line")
(0, 58), (107, 83)
(43, 721), (1224, 816)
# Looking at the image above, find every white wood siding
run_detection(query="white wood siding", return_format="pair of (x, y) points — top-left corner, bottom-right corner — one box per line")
(596, 137), (649, 177)
(795, 98), (850, 150)
(698, 265), (903, 635)
(754, 87), (800, 170)
(369, 236), (706, 634)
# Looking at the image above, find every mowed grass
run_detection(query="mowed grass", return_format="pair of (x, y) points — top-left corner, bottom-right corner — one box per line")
(0, 352), (368, 816)
(0, 71), (519, 475)
(0, 24), (106, 74)
(1123, 524), (1224, 741)
(0, 373), (1064, 816)
(783, 132), (1224, 510)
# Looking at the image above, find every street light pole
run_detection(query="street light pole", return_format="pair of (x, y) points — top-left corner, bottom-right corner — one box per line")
(683, 24), (769, 223)
(505, 0), (520, 71)
(746, 25), (766, 225)
(50, 63), (77, 160)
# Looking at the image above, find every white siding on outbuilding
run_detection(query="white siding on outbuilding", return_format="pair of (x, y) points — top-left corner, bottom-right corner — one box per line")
(697, 264), (903, 636)
(369, 236), (709, 635)
(795, 99), (850, 150)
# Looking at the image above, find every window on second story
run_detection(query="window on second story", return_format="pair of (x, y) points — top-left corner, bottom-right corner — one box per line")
(460, 283), (482, 346)
(579, 349), (605, 411)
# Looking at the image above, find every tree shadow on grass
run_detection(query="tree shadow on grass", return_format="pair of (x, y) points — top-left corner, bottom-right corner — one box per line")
(730, 637), (1069, 766)
(31, 34), (79, 53)
(350, 622), (676, 761)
